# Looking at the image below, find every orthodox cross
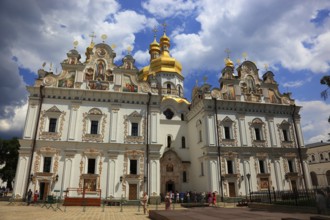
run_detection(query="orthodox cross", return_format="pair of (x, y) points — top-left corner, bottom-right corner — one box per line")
(89, 32), (96, 43)
(101, 34), (107, 43)
(162, 22), (167, 34)
(224, 48), (231, 58)
(242, 52), (248, 61)
(111, 44), (117, 49)
(153, 26), (158, 38)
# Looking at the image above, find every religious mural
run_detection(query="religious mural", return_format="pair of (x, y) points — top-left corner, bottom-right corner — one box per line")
(58, 71), (75, 88)
(123, 75), (137, 92)
(95, 60), (106, 81)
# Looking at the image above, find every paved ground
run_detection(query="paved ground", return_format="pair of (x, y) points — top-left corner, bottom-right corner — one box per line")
(0, 201), (327, 220)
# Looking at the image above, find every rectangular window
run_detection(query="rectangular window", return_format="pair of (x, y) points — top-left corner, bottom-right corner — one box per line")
(131, 123), (138, 136)
(288, 160), (294, 172)
(130, 159), (137, 174)
(49, 118), (57, 132)
(90, 120), (98, 134)
(199, 130), (202, 142)
(183, 171), (187, 182)
(43, 157), (52, 173)
(227, 160), (233, 174)
(224, 126), (231, 139)
(182, 136), (186, 148)
(201, 162), (204, 176)
(88, 158), (96, 174)
(259, 160), (265, 173)
(283, 129), (289, 141)
(255, 128), (261, 140)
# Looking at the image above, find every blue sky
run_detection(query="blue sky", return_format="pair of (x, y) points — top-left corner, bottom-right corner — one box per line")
(0, 0), (329, 144)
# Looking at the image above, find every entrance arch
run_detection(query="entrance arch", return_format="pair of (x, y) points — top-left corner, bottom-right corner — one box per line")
(166, 180), (175, 193)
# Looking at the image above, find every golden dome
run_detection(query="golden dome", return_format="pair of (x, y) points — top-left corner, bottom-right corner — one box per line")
(139, 33), (183, 81)
(162, 96), (190, 105)
(224, 58), (234, 67)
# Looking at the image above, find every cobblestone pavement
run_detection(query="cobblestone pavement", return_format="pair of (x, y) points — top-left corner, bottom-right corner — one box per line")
(0, 201), (324, 220)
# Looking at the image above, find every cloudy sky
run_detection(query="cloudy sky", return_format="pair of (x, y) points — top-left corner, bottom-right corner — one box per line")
(0, 0), (329, 144)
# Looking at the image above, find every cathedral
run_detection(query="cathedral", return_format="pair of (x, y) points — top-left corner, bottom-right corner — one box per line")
(13, 29), (311, 204)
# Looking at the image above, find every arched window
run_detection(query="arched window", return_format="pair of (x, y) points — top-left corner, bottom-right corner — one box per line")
(310, 172), (318, 187)
(320, 153), (324, 160)
(311, 155), (315, 161)
(167, 84), (171, 94)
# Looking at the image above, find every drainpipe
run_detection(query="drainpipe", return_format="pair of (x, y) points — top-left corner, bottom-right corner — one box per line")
(292, 104), (308, 193)
(213, 97), (223, 201)
(146, 92), (152, 196)
(24, 85), (44, 200)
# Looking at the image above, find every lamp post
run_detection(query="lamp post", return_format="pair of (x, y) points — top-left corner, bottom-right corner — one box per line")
(246, 173), (251, 201)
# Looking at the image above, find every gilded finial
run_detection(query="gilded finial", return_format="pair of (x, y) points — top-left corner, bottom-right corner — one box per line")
(49, 62), (53, 72)
(73, 40), (79, 49)
(203, 76), (208, 84)
(162, 22), (167, 34)
(127, 46), (132, 55)
(264, 63), (269, 71)
(101, 34), (107, 43)
(111, 44), (117, 49)
(89, 32), (96, 44)
(242, 52), (248, 61)
(224, 48), (231, 58)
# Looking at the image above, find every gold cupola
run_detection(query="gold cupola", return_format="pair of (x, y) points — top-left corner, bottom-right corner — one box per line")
(139, 28), (182, 81)
(224, 57), (234, 68)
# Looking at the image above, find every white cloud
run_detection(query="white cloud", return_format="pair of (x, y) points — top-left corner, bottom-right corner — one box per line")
(297, 100), (330, 144)
(133, 49), (150, 67)
(0, 102), (27, 132)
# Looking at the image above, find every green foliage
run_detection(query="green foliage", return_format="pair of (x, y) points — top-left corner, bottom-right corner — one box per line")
(0, 137), (20, 189)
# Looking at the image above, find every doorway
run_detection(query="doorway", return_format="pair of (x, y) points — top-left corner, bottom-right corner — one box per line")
(291, 180), (297, 191)
(39, 182), (49, 201)
(228, 182), (236, 197)
(129, 184), (137, 200)
(166, 180), (175, 193)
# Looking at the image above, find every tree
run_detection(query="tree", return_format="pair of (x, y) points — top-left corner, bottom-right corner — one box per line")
(320, 75), (330, 123)
(0, 137), (20, 190)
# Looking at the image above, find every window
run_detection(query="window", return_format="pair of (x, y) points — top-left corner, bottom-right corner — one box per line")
(167, 136), (171, 148)
(312, 155), (315, 161)
(88, 158), (96, 174)
(200, 162), (204, 176)
(288, 160), (294, 172)
(130, 159), (137, 174)
(183, 171), (187, 182)
(181, 113), (184, 121)
(43, 157), (52, 173)
(227, 160), (233, 174)
(131, 123), (138, 136)
(90, 120), (99, 134)
(199, 130), (202, 142)
(164, 109), (174, 120)
(310, 172), (318, 187)
(255, 128), (261, 140)
(181, 136), (186, 148)
(49, 118), (57, 132)
(224, 126), (231, 139)
(282, 129), (289, 141)
(320, 153), (324, 160)
(259, 160), (266, 173)
(167, 84), (171, 94)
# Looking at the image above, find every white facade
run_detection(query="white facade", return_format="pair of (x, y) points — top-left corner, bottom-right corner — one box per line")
(13, 33), (311, 202)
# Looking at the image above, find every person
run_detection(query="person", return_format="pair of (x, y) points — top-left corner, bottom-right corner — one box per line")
(208, 192), (212, 206)
(33, 190), (39, 204)
(176, 191), (179, 203)
(316, 190), (327, 214)
(165, 192), (171, 210)
(212, 192), (217, 207)
(141, 192), (149, 215)
(27, 189), (33, 205)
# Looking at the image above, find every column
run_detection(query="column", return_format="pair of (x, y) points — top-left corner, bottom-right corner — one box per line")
(150, 112), (158, 143)
(237, 114), (247, 146)
(23, 102), (38, 138)
(207, 115), (215, 146)
(274, 160), (281, 190)
(266, 116), (277, 147)
(110, 107), (120, 142)
(68, 103), (80, 140)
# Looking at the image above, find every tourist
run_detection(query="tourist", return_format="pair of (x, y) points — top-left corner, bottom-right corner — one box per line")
(208, 192), (212, 206)
(175, 191), (179, 203)
(27, 189), (32, 205)
(212, 192), (217, 207)
(33, 190), (39, 203)
(141, 192), (149, 214)
(316, 190), (327, 214)
(186, 191), (190, 203)
(165, 192), (171, 210)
